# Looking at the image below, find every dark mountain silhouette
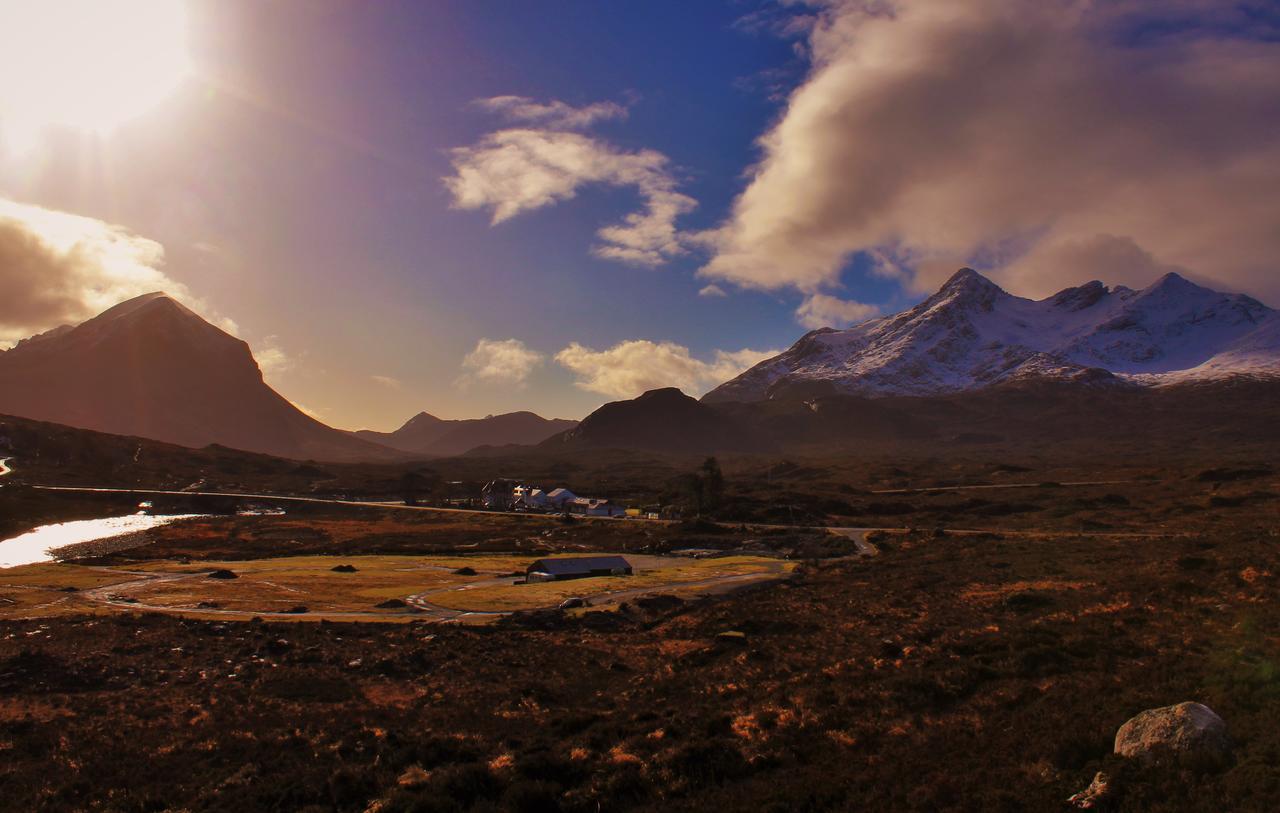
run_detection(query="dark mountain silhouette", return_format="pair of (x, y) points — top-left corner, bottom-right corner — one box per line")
(541, 387), (771, 454)
(0, 293), (402, 462)
(540, 380), (1279, 458)
(355, 410), (576, 456)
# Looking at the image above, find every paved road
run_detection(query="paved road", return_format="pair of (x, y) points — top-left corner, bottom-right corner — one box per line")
(26, 483), (1176, 541)
(29, 484), (637, 524)
(869, 479), (1149, 495)
(828, 528), (879, 556)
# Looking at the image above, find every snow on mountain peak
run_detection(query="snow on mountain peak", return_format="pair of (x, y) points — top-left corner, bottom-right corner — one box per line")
(703, 269), (1279, 402)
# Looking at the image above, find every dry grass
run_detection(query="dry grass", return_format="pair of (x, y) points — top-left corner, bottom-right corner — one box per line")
(0, 554), (791, 621)
(429, 557), (793, 612)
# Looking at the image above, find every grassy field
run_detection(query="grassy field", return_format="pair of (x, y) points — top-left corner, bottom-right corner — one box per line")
(0, 563), (139, 619)
(428, 556), (794, 613)
(0, 553), (793, 622)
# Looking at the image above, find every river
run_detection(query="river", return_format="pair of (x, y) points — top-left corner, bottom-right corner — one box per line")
(0, 514), (202, 569)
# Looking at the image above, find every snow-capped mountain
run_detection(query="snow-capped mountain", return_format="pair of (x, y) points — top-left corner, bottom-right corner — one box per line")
(704, 269), (1280, 402)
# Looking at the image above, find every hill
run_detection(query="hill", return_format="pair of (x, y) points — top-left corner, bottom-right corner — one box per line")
(0, 293), (403, 462)
(542, 387), (771, 454)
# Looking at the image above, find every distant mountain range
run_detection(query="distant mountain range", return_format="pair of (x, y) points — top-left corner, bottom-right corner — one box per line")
(705, 269), (1280, 403)
(355, 411), (575, 456)
(3, 270), (1276, 462)
(547, 269), (1279, 456)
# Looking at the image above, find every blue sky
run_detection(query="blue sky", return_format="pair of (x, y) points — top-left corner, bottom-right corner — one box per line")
(1, 0), (1277, 428)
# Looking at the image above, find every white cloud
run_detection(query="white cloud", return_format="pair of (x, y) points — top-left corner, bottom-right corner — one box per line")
(555, 340), (779, 399)
(794, 293), (878, 329)
(698, 284), (728, 298)
(253, 335), (291, 379)
(0, 197), (196, 342)
(446, 99), (696, 267)
(458, 337), (545, 388)
(370, 374), (402, 389)
(699, 0), (1280, 303)
(472, 95), (628, 130)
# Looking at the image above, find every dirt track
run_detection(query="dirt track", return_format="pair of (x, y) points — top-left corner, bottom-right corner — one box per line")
(58, 555), (799, 624)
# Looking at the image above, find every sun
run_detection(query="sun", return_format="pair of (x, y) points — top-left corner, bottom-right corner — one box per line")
(0, 0), (191, 150)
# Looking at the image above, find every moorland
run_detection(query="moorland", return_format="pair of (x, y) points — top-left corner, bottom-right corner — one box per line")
(1, 411), (1278, 811)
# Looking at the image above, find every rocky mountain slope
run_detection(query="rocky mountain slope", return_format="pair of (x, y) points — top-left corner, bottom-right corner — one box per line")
(705, 269), (1279, 402)
(0, 293), (402, 462)
(355, 410), (576, 456)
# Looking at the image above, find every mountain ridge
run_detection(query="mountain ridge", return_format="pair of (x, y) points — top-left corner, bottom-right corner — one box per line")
(354, 410), (576, 457)
(704, 269), (1279, 403)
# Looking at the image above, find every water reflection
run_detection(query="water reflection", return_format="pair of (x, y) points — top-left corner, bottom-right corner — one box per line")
(0, 514), (202, 568)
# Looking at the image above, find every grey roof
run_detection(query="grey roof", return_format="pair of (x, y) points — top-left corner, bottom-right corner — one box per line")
(527, 556), (632, 576)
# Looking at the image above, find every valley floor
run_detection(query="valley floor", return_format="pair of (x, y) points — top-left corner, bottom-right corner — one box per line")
(1, 459), (1278, 811)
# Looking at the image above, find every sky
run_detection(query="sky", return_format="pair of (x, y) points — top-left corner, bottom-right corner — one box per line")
(0, 0), (1277, 429)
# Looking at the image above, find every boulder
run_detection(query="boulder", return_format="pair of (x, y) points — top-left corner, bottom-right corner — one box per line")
(1114, 702), (1229, 761)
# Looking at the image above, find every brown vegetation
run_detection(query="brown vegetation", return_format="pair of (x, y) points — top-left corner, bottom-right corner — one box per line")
(2, 502), (1279, 810)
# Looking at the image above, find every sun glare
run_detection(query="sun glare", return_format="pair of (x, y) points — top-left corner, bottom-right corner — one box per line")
(0, 0), (191, 151)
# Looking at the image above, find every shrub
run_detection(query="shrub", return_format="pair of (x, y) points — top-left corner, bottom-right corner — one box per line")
(1003, 590), (1056, 613)
(667, 741), (750, 783)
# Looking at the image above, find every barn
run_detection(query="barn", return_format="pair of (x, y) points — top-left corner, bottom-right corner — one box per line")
(525, 556), (633, 583)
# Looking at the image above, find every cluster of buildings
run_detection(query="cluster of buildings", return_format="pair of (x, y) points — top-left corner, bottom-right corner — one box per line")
(481, 479), (630, 518)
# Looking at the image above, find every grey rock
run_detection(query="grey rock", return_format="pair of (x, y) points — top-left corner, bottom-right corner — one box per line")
(1114, 701), (1229, 761)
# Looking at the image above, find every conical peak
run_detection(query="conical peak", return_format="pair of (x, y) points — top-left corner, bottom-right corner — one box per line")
(940, 267), (1000, 292)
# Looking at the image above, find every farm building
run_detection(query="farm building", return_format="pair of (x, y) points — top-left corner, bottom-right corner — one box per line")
(526, 556), (633, 583)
